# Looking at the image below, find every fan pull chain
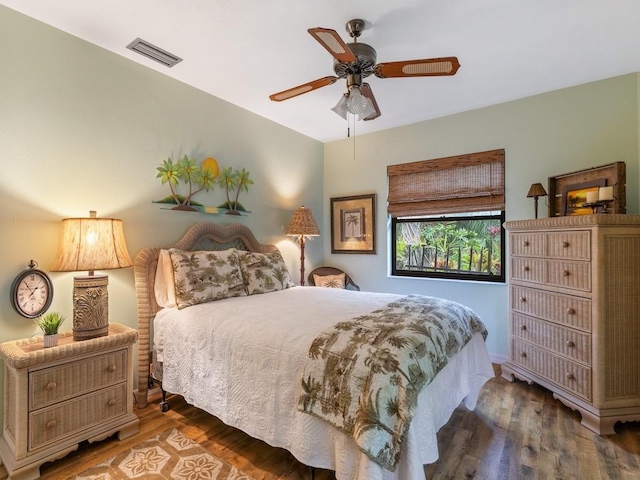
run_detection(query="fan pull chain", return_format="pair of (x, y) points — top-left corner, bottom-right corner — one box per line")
(352, 114), (357, 161)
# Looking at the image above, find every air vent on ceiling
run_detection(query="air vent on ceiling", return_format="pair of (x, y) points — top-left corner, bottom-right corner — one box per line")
(126, 38), (182, 68)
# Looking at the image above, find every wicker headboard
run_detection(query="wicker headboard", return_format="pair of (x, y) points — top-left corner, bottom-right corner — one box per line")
(134, 222), (278, 408)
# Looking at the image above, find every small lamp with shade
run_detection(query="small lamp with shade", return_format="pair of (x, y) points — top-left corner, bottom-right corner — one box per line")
(51, 210), (132, 341)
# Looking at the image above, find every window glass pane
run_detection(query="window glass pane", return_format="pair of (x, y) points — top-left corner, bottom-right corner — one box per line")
(392, 213), (505, 282)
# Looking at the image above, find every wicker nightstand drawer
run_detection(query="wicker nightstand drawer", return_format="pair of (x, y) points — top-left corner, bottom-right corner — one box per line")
(511, 313), (591, 364)
(510, 286), (591, 331)
(30, 349), (127, 410)
(511, 338), (591, 401)
(29, 383), (127, 451)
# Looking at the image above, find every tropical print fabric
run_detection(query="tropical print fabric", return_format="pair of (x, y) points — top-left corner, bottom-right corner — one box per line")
(169, 248), (246, 309)
(237, 250), (294, 294)
(298, 294), (488, 471)
(314, 273), (346, 288)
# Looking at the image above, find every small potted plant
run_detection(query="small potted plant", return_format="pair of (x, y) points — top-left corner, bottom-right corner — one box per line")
(34, 312), (66, 348)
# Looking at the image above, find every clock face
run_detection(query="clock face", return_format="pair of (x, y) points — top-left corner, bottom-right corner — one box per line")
(11, 269), (54, 318)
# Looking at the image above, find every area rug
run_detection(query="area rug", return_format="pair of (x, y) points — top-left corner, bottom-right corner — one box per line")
(68, 428), (255, 480)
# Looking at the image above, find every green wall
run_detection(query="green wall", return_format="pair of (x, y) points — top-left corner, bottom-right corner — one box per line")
(324, 73), (640, 357)
(0, 7), (323, 346)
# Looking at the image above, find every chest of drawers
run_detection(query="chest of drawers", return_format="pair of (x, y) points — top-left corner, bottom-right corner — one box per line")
(0, 323), (139, 479)
(502, 215), (640, 435)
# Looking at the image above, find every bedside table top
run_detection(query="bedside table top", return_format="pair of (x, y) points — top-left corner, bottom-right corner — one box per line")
(0, 323), (138, 369)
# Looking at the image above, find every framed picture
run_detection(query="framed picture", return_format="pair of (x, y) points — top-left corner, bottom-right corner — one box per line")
(331, 194), (376, 254)
(562, 179), (606, 216)
(548, 162), (626, 216)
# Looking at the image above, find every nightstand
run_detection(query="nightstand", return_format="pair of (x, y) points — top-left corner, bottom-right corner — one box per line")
(0, 323), (139, 479)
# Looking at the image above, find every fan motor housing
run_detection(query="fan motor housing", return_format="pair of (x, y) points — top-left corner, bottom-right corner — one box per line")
(333, 42), (377, 78)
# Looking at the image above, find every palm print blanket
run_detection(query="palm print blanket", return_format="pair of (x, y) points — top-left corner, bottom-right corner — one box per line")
(298, 294), (488, 471)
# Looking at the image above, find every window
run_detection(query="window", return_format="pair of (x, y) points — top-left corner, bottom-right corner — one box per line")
(388, 149), (505, 282)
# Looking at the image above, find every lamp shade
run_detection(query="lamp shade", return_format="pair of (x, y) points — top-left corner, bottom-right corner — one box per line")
(51, 211), (132, 341)
(526, 183), (548, 198)
(52, 211), (132, 273)
(285, 205), (320, 237)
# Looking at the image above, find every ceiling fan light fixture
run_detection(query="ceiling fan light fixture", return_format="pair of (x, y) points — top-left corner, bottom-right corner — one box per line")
(331, 94), (348, 119)
(346, 86), (373, 115)
(332, 88), (376, 121)
(357, 97), (376, 121)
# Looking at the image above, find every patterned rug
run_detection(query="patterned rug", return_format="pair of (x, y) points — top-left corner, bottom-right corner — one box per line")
(68, 428), (254, 480)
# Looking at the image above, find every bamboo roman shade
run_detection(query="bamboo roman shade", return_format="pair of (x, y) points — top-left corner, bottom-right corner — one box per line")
(387, 149), (505, 217)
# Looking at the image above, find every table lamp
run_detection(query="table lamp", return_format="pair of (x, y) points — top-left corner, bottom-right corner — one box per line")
(51, 210), (132, 340)
(285, 205), (320, 286)
(526, 183), (548, 219)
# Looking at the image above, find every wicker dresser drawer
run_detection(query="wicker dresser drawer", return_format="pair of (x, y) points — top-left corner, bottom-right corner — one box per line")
(510, 286), (591, 331)
(510, 257), (545, 284)
(30, 349), (127, 410)
(29, 383), (128, 451)
(546, 231), (591, 260)
(547, 260), (591, 291)
(511, 313), (591, 364)
(511, 232), (545, 257)
(511, 338), (591, 401)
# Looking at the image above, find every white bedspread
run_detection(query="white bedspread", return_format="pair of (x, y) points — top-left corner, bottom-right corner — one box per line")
(154, 287), (494, 480)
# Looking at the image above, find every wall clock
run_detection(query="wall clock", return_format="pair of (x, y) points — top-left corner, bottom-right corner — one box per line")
(10, 260), (54, 319)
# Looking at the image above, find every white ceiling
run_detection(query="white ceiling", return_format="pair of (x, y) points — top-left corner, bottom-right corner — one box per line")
(3, 0), (640, 143)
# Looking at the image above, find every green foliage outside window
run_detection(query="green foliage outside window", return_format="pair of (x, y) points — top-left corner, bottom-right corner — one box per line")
(393, 213), (504, 282)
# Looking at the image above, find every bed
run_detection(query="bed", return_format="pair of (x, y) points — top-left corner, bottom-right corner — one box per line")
(134, 222), (495, 480)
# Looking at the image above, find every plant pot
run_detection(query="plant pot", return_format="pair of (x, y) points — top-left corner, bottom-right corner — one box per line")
(43, 334), (59, 348)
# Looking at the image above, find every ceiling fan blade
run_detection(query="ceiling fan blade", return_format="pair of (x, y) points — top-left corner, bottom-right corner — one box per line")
(308, 27), (357, 64)
(360, 83), (381, 121)
(269, 76), (338, 102)
(374, 57), (461, 78)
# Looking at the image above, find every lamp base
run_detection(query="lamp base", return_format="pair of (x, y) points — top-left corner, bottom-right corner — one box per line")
(72, 274), (109, 341)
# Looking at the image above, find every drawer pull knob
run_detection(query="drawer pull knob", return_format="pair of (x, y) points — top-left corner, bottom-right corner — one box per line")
(523, 265), (530, 272)
(566, 372), (575, 380)
(566, 340), (575, 348)
(520, 352), (527, 358)
(562, 241), (570, 248)
(520, 325), (527, 331)
(563, 270), (571, 277)
(567, 308), (576, 315)
(520, 297), (526, 303)
(523, 241), (530, 247)
(107, 398), (117, 407)
(46, 420), (57, 429)
(108, 365), (117, 373)
(46, 382), (57, 391)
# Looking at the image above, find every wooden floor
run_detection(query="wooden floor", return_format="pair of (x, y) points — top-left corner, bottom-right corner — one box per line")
(5, 365), (640, 479)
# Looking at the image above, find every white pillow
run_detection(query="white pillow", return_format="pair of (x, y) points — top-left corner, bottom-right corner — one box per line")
(154, 249), (177, 308)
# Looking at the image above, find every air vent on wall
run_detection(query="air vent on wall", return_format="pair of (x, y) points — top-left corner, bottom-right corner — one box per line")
(126, 38), (182, 68)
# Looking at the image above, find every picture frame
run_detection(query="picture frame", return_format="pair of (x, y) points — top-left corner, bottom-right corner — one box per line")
(562, 179), (606, 216)
(548, 162), (626, 216)
(331, 193), (376, 254)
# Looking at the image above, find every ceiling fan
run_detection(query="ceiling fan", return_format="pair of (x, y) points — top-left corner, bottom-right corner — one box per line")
(269, 19), (461, 121)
